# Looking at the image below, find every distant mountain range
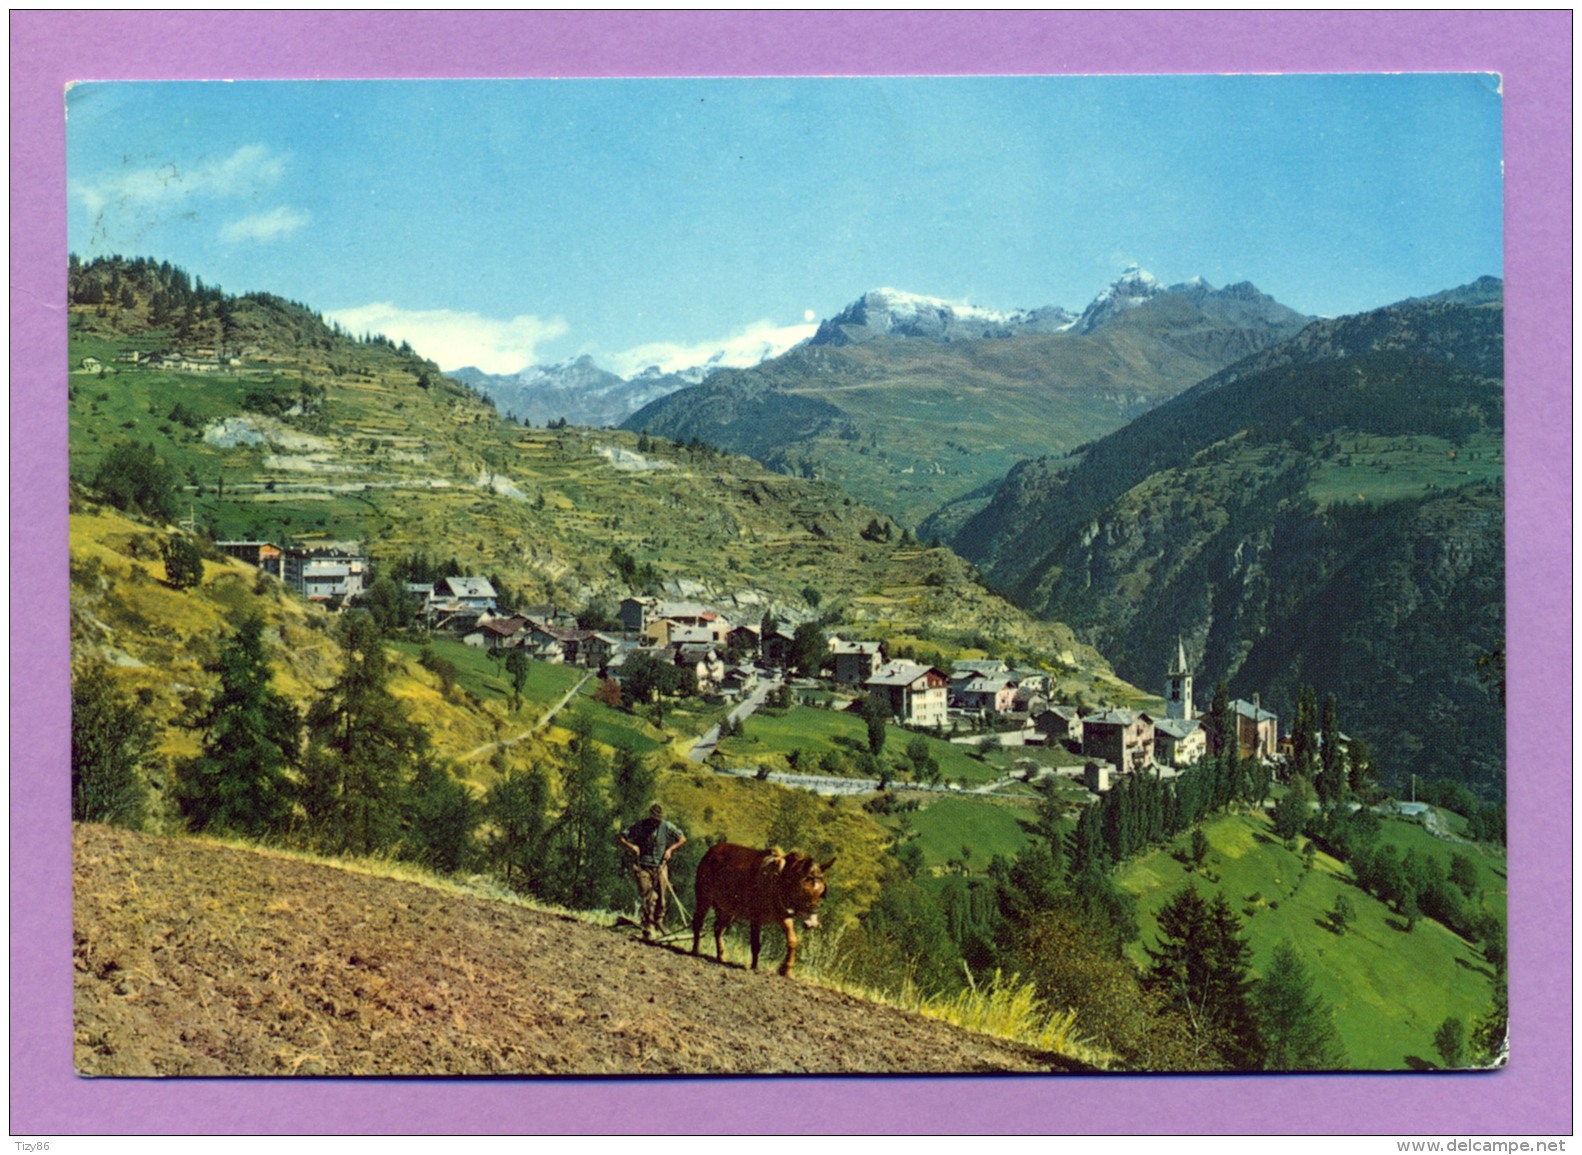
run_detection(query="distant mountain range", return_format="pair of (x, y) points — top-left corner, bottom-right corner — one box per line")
(455, 270), (1310, 450)
(941, 281), (1505, 797)
(620, 271), (1311, 524)
(449, 358), (707, 429)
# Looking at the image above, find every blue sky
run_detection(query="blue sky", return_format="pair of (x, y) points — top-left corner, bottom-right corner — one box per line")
(66, 74), (1503, 375)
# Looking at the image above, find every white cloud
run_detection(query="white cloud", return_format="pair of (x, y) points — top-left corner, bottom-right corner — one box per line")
(72, 143), (286, 215)
(325, 303), (569, 375)
(603, 317), (817, 379)
(220, 206), (310, 244)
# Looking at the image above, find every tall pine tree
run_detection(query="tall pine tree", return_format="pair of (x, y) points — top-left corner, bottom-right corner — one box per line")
(1256, 940), (1344, 1069)
(482, 753), (551, 893)
(176, 616), (299, 837)
(301, 614), (423, 855)
(1144, 886), (1264, 1069)
(542, 712), (621, 911)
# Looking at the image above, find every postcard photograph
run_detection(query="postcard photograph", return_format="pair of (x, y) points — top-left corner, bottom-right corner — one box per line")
(66, 74), (1506, 1079)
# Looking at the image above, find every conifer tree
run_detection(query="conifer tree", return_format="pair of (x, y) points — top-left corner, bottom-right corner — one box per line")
(1319, 693), (1345, 802)
(1144, 887), (1263, 1069)
(542, 712), (621, 911)
(1255, 940), (1345, 1069)
(301, 614), (423, 855)
(176, 616), (299, 837)
(482, 755), (550, 893)
(403, 757), (479, 874)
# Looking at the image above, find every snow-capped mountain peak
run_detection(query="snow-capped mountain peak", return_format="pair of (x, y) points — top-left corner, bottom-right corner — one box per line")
(1075, 266), (1168, 333)
(810, 288), (1075, 346)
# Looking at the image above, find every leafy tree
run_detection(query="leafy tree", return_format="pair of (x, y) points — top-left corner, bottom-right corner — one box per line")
(593, 677), (622, 709)
(504, 648), (531, 711)
(1271, 775), (1314, 844)
(482, 758), (550, 892)
(789, 621), (827, 677)
(801, 585), (822, 608)
(841, 867), (960, 995)
(765, 788), (826, 856)
(1015, 899), (1201, 1069)
(621, 652), (691, 722)
(905, 735), (940, 784)
(162, 534), (204, 590)
(175, 617), (299, 837)
(364, 575), (410, 633)
(1449, 853), (1479, 902)
(1203, 679), (1233, 762)
(301, 614), (424, 855)
(1434, 1016), (1468, 1068)
(90, 441), (178, 521)
(542, 713), (621, 911)
(1291, 685), (1319, 781)
(1471, 982), (1508, 1066)
(1329, 893), (1355, 935)
(418, 646), (458, 695)
(1347, 737), (1376, 797)
(71, 659), (154, 829)
(858, 691), (890, 756)
(1255, 941), (1345, 1069)
(402, 758), (479, 874)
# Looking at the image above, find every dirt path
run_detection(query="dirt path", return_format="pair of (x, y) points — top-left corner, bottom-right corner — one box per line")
(458, 671), (592, 763)
(73, 824), (1074, 1077)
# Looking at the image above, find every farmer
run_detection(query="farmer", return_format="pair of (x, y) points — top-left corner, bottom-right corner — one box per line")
(617, 803), (687, 940)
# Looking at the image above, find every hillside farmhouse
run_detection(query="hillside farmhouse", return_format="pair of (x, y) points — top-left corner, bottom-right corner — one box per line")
(865, 661), (949, 729)
(830, 639), (885, 687)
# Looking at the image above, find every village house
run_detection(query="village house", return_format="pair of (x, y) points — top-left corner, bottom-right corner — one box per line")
(949, 658), (1010, 696)
(722, 665), (758, 697)
(865, 661), (949, 729)
(1082, 708), (1156, 775)
(667, 625), (719, 650)
(830, 639), (885, 688)
(1032, 704), (1084, 746)
(957, 674), (1020, 714)
(438, 576), (498, 612)
(282, 543), (367, 602)
(724, 624), (761, 661)
(1229, 699), (1280, 761)
(464, 615), (528, 650)
(676, 643), (726, 692)
(217, 540), (284, 579)
(760, 628), (796, 668)
(1151, 716), (1206, 767)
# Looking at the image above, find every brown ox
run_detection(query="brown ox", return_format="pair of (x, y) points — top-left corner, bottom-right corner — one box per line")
(691, 843), (834, 977)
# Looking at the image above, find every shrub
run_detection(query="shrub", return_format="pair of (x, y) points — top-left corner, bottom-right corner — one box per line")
(162, 534), (204, 590)
(71, 660), (154, 829)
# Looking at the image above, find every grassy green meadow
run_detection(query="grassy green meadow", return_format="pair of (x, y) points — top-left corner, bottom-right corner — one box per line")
(1116, 811), (1504, 1070)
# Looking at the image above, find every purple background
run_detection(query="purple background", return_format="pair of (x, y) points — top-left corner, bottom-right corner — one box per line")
(12, 12), (1570, 1136)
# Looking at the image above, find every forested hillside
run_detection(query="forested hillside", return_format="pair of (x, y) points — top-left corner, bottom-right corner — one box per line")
(945, 289), (1505, 796)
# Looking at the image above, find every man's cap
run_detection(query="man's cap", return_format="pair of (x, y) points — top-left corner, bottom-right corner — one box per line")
(649, 803), (664, 819)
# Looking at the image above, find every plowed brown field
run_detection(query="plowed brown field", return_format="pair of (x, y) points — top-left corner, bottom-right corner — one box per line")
(73, 824), (1073, 1077)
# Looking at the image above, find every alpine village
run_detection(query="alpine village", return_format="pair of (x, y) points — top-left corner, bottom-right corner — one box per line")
(70, 255), (1507, 1076)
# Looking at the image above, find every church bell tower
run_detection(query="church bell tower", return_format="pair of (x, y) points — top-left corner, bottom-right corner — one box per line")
(1166, 637), (1194, 721)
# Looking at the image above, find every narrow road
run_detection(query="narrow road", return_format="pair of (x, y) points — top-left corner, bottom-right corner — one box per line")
(687, 676), (781, 763)
(459, 670), (593, 763)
